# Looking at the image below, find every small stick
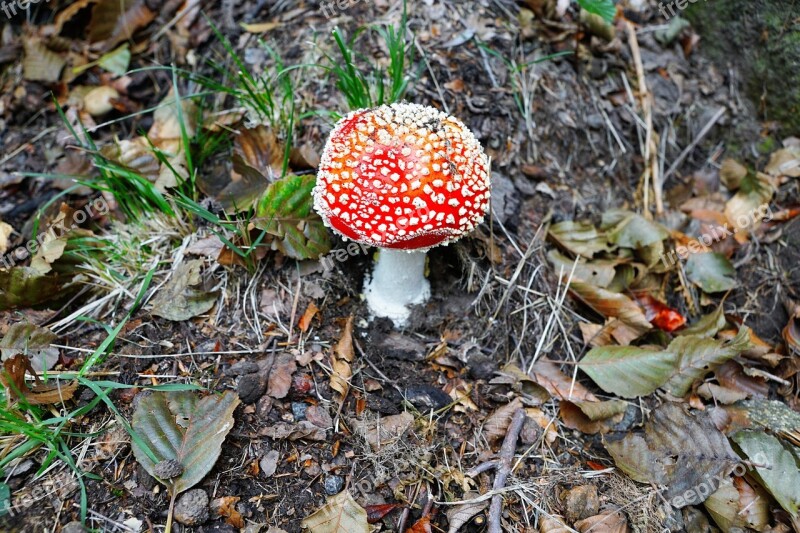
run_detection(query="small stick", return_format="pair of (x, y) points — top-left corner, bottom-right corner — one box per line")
(487, 409), (526, 533)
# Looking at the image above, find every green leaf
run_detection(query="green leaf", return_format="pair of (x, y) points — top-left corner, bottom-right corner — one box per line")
(685, 252), (737, 293)
(679, 305), (727, 338)
(130, 390), (240, 496)
(577, 0), (617, 23)
(254, 174), (331, 260)
(150, 260), (218, 321)
(0, 482), (10, 517)
(548, 220), (611, 258)
(98, 44), (131, 76)
(579, 345), (677, 398)
(546, 250), (618, 288)
(605, 211), (669, 249)
(663, 327), (751, 397)
(301, 490), (370, 533)
(732, 430), (800, 516)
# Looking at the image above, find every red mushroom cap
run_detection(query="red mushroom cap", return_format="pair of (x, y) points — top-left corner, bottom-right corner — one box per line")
(312, 103), (491, 250)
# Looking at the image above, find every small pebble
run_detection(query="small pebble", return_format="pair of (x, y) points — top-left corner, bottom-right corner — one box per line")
(61, 522), (87, 533)
(323, 475), (344, 495)
(174, 488), (209, 526)
(291, 402), (308, 420)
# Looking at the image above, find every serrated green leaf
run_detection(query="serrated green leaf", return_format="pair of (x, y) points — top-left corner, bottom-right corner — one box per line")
(579, 345), (677, 398)
(732, 430), (800, 516)
(254, 174), (331, 260)
(685, 252), (737, 293)
(130, 390), (239, 496)
(663, 327), (751, 397)
(577, 0), (616, 23)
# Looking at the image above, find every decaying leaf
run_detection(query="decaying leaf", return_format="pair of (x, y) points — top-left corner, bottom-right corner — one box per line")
(89, 0), (155, 51)
(679, 305), (727, 338)
(0, 221), (13, 255)
(267, 353), (296, 399)
(0, 267), (77, 311)
(685, 252), (736, 293)
(732, 430), (800, 516)
(490, 363), (550, 402)
(605, 403), (738, 502)
(765, 146), (800, 178)
(538, 514), (572, 533)
(130, 390), (239, 498)
(531, 358), (596, 402)
(603, 210), (669, 266)
(723, 170), (775, 237)
(301, 491), (369, 533)
(150, 260), (218, 321)
(211, 496), (244, 528)
(547, 250), (617, 288)
(704, 476), (770, 532)
(0, 323), (60, 372)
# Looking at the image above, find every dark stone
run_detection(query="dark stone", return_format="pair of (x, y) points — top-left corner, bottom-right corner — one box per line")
(467, 354), (498, 381)
(291, 402), (308, 421)
(404, 385), (451, 412)
(225, 361), (260, 376)
(237, 373), (268, 404)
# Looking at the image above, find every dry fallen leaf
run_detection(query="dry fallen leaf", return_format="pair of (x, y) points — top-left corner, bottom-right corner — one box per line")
(605, 403), (738, 502)
(267, 353), (296, 399)
(211, 496), (244, 528)
(483, 397), (524, 444)
(329, 317), (354, 400)
(301, 491), (369, 533)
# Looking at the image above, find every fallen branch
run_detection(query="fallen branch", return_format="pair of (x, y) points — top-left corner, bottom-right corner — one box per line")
(487, 408), (527, 533)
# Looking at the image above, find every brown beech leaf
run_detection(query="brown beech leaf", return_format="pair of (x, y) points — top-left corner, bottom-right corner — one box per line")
(1, 355), (78, 405)
(483, 397), (523, 444)
(574, 508), (629, 533)
(330, 317), (354, 400)
(211, 496), (244, 528)
(90, 0), (155, 51)
(298, 302), (319, 332)
(301, 491), (369, 533)
(568, 281), (652, 338)
(22, 36), (66, 83)
(560, 400), (627, 435)
(605, 403), (738, 503)
(267, 353), (296, 399)
(531, 357), (596, 402)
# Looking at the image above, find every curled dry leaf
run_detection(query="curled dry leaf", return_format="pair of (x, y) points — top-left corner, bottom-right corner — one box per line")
(605, 403), (738, 502)
(538, 514), (571, 533)
(569, 281), (652, 340)
(483, 397), (524, 444)
(720, 158), (748, 190)
(446, 494), (487, 533)
(560, 400), (627, 435)
(764, 147), (800, 178)
(573, 508), (629, 533)
(1, 355), (78, 405)
(211, 496), (244, 528)
(354, 411), (414, 452)
(329, 317), (354, 400)
(267, 353), (296, 399)
(260, 421), (326, 441)
(547, 249), (617, 288)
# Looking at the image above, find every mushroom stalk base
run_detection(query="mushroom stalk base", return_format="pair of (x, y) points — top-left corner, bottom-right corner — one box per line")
(364, 249), (430, 327)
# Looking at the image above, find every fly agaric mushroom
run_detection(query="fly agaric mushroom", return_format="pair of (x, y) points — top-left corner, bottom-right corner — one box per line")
(312, 103), (491, 325)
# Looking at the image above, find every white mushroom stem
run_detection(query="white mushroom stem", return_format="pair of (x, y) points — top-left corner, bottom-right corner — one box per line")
(364, 249), (430, 326)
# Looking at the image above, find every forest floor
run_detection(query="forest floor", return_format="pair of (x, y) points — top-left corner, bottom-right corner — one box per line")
(0, 0), (799, 532)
